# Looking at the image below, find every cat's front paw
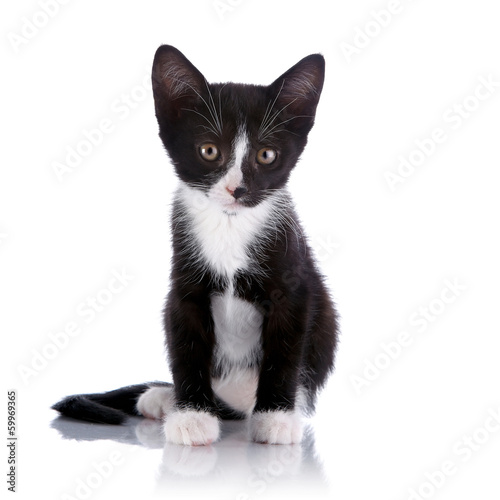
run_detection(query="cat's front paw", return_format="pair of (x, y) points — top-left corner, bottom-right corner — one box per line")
(250, 410), (303, 445)
(164, 410), (220, 446)
(136, 386), (175, 420)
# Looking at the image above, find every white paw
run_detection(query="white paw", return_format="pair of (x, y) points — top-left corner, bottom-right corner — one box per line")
(136, 386), (175, 420)
(250, 410), (304, 445)
(164, 410), (220, 446)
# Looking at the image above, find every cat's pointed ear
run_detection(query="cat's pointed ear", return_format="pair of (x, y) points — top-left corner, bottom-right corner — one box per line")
(152, 45), (206, 122)
(268, 54), (325, 133)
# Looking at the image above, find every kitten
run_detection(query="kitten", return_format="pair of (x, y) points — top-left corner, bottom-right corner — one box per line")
(53, 45), (339, 446)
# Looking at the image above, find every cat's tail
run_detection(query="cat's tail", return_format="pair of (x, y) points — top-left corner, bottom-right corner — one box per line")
(52, 382), (246, 424)
(51, 382), (171, 425)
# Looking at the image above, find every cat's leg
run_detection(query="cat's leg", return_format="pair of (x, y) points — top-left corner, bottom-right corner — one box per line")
(162, 286), (221, 446)
(249, 314), (308, 445)
(250, 386), (306, 445)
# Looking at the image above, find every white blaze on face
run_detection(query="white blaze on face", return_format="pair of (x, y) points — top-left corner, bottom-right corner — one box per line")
(209, 127), (249, 204)
(226, 127), (249, 191)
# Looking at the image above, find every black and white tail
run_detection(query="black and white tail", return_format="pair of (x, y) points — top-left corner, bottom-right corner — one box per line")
(51, 383), (170, 425)
(52, 382), (246, 424)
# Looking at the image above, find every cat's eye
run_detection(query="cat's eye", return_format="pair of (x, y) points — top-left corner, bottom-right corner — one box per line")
(257, 148), (277, 165)
(199, 143), (220, 161)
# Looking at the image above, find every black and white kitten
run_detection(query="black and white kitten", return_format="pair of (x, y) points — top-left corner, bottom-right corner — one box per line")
(53, 45), (339, 446)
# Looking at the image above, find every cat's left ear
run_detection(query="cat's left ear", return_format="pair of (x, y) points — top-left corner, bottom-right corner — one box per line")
(151, 45), (207, 125)
(268, 54), (325, 133)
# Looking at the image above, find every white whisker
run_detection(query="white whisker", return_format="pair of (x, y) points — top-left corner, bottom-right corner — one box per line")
(181, 108), (219, 136)
(204, 80), (223, 135)
(259, 79), (286, 137)
(258, 97), (299, 141)
(165, 74), (222, 137)
(260, 114), (312, 140)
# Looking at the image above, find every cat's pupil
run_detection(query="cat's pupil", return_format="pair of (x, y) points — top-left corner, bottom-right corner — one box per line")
(257, 147), (277, 165)
(200, 143), (219, 161)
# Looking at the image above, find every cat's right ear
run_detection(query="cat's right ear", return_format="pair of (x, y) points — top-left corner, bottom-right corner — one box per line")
(152, 45), (206, 122)
(268, 53), (325, 135)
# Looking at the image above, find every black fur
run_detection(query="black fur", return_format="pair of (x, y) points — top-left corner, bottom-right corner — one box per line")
(52, 383), (156, 424)
(52, 45), (339, 429)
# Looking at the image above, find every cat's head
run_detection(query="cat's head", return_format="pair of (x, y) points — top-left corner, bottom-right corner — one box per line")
(152, 45), (325, 213)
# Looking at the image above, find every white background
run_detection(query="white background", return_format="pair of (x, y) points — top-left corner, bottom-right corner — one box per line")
(2, 0), (500, 499)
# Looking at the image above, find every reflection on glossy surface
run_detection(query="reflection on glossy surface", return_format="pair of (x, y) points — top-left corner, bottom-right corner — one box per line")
(52, 416), (331, 498)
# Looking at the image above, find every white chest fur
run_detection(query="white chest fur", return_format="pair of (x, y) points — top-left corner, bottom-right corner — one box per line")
(176, 184), (276, 278)
(211, 286), (263, 370)
(210, 286), (263, 413)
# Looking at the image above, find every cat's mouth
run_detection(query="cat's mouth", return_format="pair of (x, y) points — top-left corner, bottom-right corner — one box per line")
(219, 191), (268, 214)
(220, 198), (245, 216)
